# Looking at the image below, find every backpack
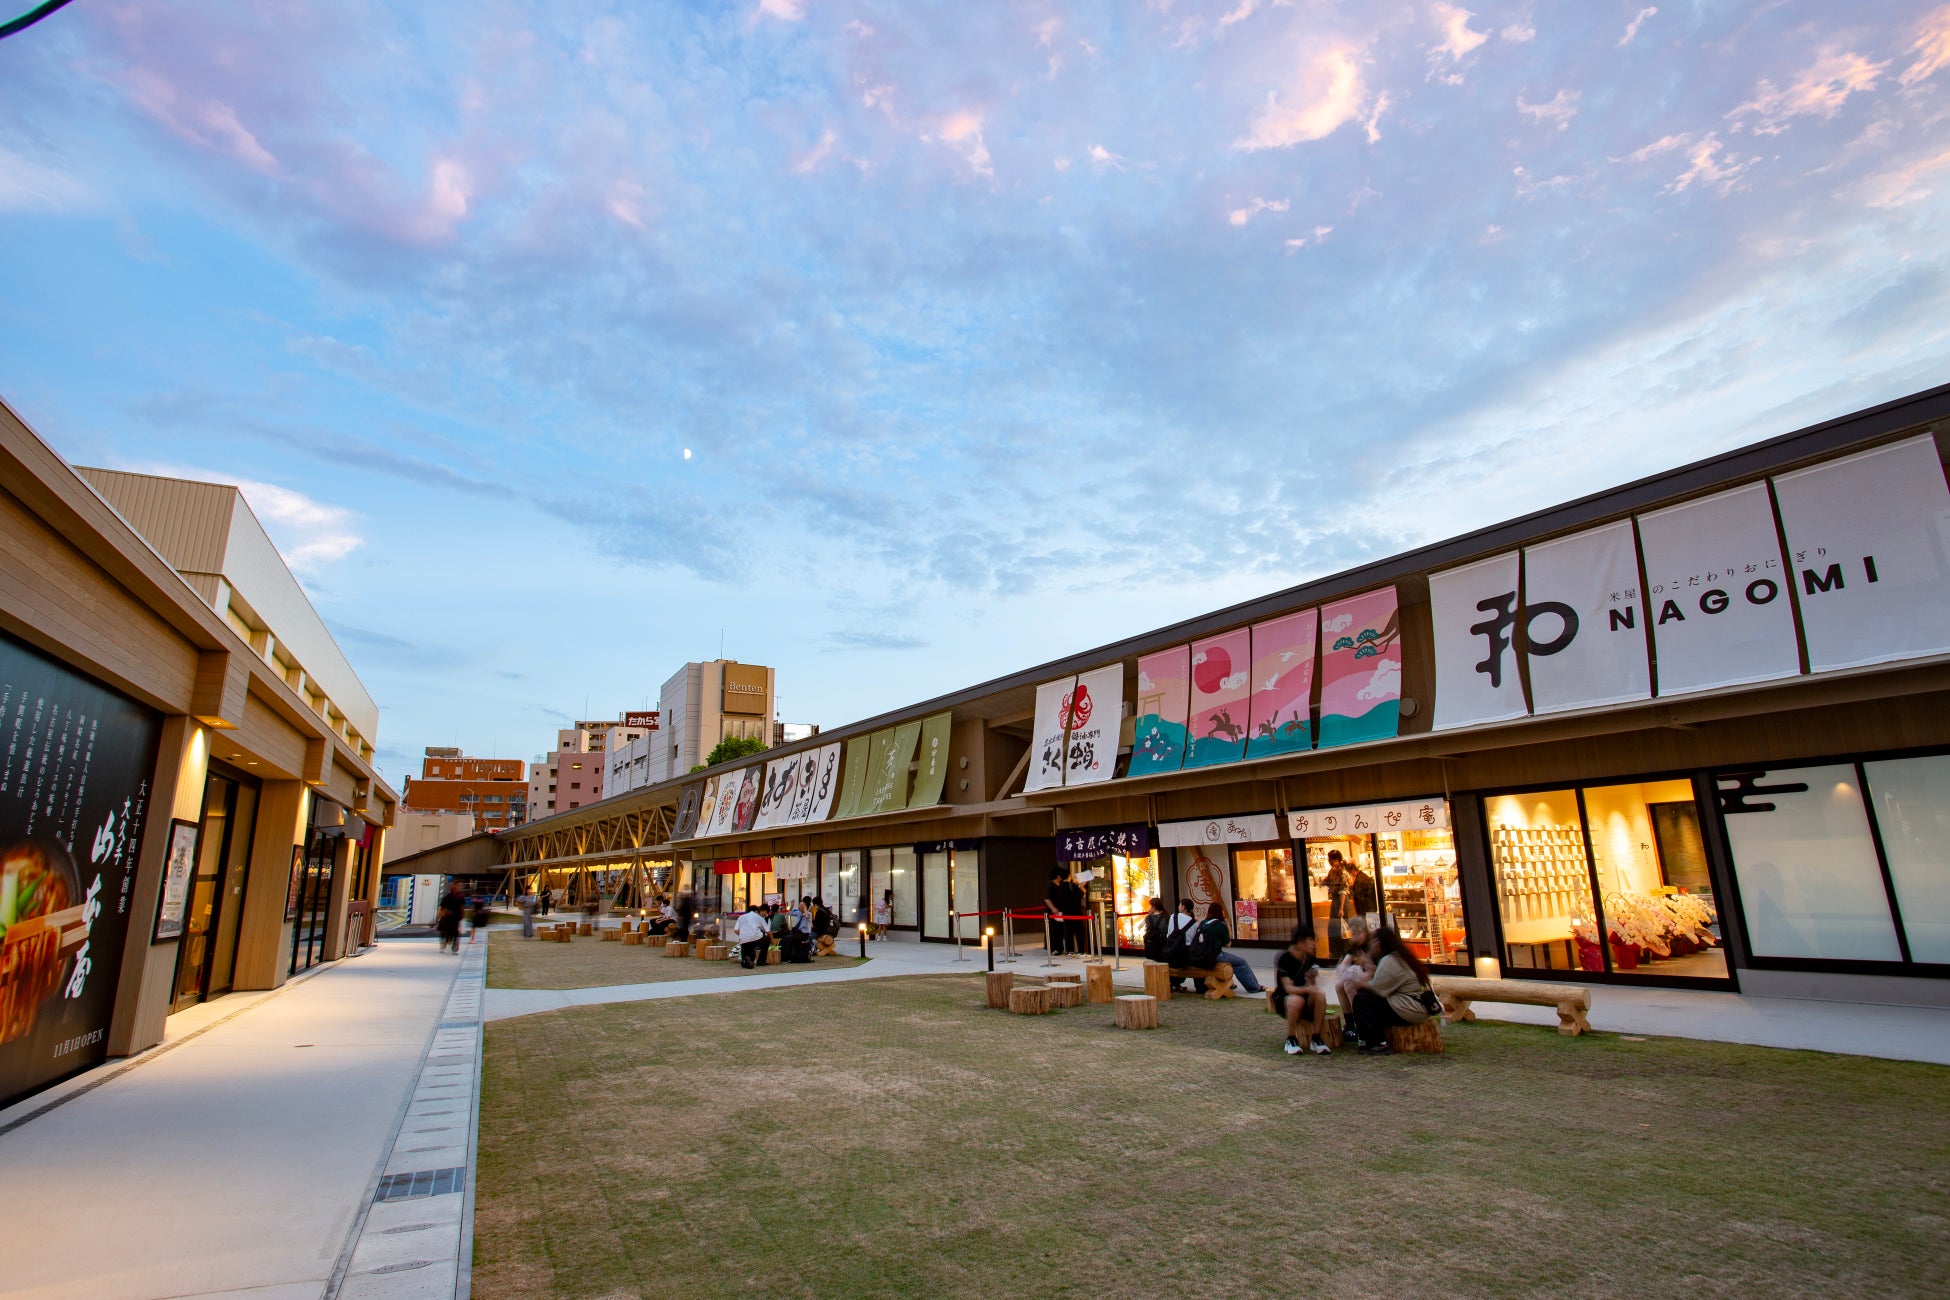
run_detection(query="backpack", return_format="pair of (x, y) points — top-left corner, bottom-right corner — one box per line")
(1184, 920), (1221, 968)
(1162, 920), (1191, 968)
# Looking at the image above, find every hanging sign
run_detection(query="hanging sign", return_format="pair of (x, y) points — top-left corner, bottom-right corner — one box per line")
(1130, 646), (1191, 775)
(1063, 665), (1123, 786)
(774, 854), (812, 880)
(1288, 798), (1450, 839)
(1185, 628), (1251, 768)
(796, 743), (844, 823)
(1772, 434), (1950, 673)
(151, 820), (198, 942)
(672, 780), (706, 839)
(1245, 608), (1317, 758)
(1318, 587), (1402, 747)
(704, 769), (744, 837)
(1429, 552), (1529, 731)
(751, 756), (797, 831)
(862, 720), (921, 815)
(1025, 678), (1073, 792)
(1157, 812), (1281, 847)
(730, 766), (763, 832)
(832, 736), (872, 819)
(1522, 519), (1652, 714)
(1637, 482), (1799, 695)
(1056, 825), (1152, 862)
(908, 712), (954, 808)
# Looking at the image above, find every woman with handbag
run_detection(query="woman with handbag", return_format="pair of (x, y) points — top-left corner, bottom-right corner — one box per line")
(1351, 926), (1437, 1055)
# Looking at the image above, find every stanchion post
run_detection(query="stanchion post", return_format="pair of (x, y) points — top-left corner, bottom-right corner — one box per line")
(1042, 914), (1058, 968)
(954, 910), (967, 962)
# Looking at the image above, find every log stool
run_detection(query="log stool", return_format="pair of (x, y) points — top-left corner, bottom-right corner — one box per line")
(1142, 961), (1172, 1002)
(1114, 994), (1159, 1030)
(1386, 1021), (1445, 1054)
(1320, 1008), (1344, 1048)
(986, 971), (1014, 1009)
(665, 941), (690, 958)
(577, 922), (594, 936)
(815, 935), (836, 957)
(1085, 963), (1114, 1004)
(703, 943), (729, 961)
(601, 928), (621, 942)
(1008, 986), (1052, 1015)
(646, 934), (666, 948)
(624, 931), (643, 945)
(1048, 981), (1084, 1008)
(766, 948), (781, 965)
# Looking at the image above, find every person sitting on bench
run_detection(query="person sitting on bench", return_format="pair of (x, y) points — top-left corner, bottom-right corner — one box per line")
(1333, 916), (1375, 1026)
(1195, 902), (1265, 996)
(1351, 927), (1435, 1056)
(1272, 930), (1331, 1056)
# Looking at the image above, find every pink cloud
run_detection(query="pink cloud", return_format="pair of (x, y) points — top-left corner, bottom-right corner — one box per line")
(1235, 44), (1366, 151)
(1731, 49), (1888, 135)
(1901, 5), (1950, 86)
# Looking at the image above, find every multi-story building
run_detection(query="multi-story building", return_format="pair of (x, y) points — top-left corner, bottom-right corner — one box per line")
(527, 719), (653, 816)
(645, 660), (776, 787)
(402, 748), (527, 830)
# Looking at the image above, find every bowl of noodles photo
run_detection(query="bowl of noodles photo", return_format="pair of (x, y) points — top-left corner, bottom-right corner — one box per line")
(0, 838), (82, 1045)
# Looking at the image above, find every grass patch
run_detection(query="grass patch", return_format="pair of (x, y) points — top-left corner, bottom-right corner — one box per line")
(474, 974), (1950, 1298)
(485, 928), (866, 990)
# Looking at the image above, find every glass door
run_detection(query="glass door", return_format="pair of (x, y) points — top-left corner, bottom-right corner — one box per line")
(922, 851), (950, 938)
(171, 776), (234, 1012)
(951, 847), (980, 942)
(205, 781), (257, 997)
(890, 847), (918, 929)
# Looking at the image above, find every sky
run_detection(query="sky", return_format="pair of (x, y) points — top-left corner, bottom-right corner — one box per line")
(2, 1), (1949, 786)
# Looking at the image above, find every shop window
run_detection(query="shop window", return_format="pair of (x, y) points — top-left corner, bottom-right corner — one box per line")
(870, 849), (894, 928)
(837, 850), (864, 926)
(1233, 848), (1298, 943)
(1863, 755), (1950, 963)
(1580, 780), (1727, 980)
(1484, 789), (1599, 973)
(1376, 828), (1468, 967)
(1112, 850), (1160, 948)
(1720, 765), (1903, 962)
(922, 850), (951, 938)
(891, 847), (918, 927)
(1302, 836), (1375, 959)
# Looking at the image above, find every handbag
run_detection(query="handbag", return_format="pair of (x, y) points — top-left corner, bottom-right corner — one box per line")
(1417, 984), (1443, 1017)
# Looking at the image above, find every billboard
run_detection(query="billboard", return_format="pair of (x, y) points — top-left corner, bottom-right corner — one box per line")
(622, 710), (660, 730)
(720, 664), (768, 716)
(0, 632), (161, 1110)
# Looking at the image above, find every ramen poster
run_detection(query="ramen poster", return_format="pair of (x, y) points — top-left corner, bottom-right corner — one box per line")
(0, 634), (160, 1110)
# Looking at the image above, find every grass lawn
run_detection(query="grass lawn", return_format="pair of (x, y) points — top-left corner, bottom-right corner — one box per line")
(474, 974), (1950, 1298)
(485, 928), (866, 990)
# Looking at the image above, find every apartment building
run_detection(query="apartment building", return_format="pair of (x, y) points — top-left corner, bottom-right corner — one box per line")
(527, 718), (653, 816)
(402, 747), (528, 829)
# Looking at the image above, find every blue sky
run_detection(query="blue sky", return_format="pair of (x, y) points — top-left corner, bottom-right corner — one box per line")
(3, 0), (1948, 785)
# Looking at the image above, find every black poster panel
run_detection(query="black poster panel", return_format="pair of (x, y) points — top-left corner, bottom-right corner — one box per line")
(0, 631), (162, 1109)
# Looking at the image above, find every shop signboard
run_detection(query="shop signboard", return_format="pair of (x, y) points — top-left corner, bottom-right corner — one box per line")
(1318, 587), (1402, 748)
(908, 712), (954, 808)
(1771, 434), (1950, 673)
(1158, 812), (1281, 847)
(1288, 799), (1450, 839)
(1130, 646), (1190, 775)
(0, 632), (161, 1112)
(862, 721), (921, 816)
(1185, 628), (1251, 768)
(622, 710), (660, 730)
(1057, 825), (1151, 862)
(152, 820), (198, 942)
(832, 737), (872, 819)
(1637, 482), (1800, 695)
(1245, 609), (1317, 759)
(720, 663), (768, 716)
(1522, 519), (1652, 715)
(1430, 552), (1529, 731)
(1025, 678), (1073, 793)
(1063, 665), (1122, 786)
(1176, 846), (1232, 919)
(794, 743), (843, 823)
(774, 854), (812, 880)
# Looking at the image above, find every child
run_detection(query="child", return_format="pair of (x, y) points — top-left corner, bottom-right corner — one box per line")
(1272, 929), (1331, 1055)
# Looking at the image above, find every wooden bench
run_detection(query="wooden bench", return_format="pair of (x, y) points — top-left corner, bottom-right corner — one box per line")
(1432, 975), (1592, 1037)
(1167, 962), (1237, 1000)
(814, 935), (837, 957)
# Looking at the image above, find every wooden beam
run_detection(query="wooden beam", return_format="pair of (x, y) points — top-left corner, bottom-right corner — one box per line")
(992, 745), (1032, 801)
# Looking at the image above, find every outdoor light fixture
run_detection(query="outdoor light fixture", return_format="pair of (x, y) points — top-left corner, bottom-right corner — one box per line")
(858, 920), (868, 959)
(984, 925), (995, 972)
(1475, 955), (1501, 981)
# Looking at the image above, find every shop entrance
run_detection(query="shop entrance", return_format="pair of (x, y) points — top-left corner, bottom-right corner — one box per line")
(170, 770), (259, 1013)
(1289, 799), (1469, 966)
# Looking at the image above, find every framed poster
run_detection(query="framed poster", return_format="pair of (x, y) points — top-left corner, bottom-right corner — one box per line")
(151, 818), (199, 942)
(284, 843), (306, 922)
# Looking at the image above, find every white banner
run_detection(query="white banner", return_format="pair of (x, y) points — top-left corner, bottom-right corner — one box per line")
(1157, 812), (1281, 846)
(793, 743), (843, 823)
(751, 756), (797, 830)
(1523, 519), (1652, 714)
(782, 747), (821, 824)
(1772, 434), (1950, 673)
(774, 853), (812, 880)
(1636, 482), (1800, 695)
(1025, 677), (1074, 792)
(1063, 664), (1123, 786)
(1288, 799), (1450, 840)
(1430, 552), (1528, 731)
(704, 766), (748, 837)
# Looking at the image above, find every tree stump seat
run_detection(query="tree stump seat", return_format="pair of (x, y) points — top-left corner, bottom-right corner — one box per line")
(1114, 994), (1159, 1029)
(1085, 962), (1114, 1004)
(1008, 986), (1052, 1015)
(1142, 961), (1173, 1002)
(665, 941), (690, 958)
(814, 935), (837, 957)
(703, 943), (730, 961)
(601, 928), (622, 942)
(986, 971), (1014, 1009)
(1048, 981), (1084, 1008)
(1386, 1021), (1445, 1054)
(624, 932), (643, 945)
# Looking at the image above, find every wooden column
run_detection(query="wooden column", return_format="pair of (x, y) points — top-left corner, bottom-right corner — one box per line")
(107, 715), (207, 1058)
(321, 833), (354, 961)
(231, 780), (307, 990)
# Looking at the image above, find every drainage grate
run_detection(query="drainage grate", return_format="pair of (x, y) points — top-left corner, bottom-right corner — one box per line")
(436, 1020), (476, 1029)
(374, 1167), (466, 1202)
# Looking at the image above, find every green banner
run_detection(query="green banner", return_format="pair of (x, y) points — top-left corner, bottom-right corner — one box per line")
(832, 735), (873, 820)
(861, 722), (920, 815)
(908, 712), (953, 808)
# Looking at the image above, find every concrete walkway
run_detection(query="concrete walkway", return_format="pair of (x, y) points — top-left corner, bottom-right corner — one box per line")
(485, 934), (1950, 1065)
(0, 940), (475, 1300)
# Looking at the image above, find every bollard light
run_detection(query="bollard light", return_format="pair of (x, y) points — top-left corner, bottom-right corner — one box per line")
(858, 920), (869, 959)
(984, 926), (995, 972)
(1474, 955), (1502, 981)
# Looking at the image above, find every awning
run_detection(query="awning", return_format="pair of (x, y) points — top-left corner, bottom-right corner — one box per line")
(1056, 825), (1152, 863)
(1287, 798), (1451, 839)
(712, 856), (776, 875)
(1157, 813), (1281, 848)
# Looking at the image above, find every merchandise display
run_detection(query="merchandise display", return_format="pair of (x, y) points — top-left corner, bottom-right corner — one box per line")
(1378, 829), (1467, 964)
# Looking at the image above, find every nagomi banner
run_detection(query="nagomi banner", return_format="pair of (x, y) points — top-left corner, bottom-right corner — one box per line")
(1185, 629), (1251, 768)
(1063, 665), (1122, 786)
(1317, 587), (1401, 748)
(1522, 519), (1651, 715)
(1025, 678), (1073, 793)
(1771, 434), (1950, 673)
(1245, 609), (1317, 758)
(1130, 646), (1190, 776)
(1429, 552), (1528, 731)
(1637, 482), (1799, 695)
(908, 713), (954, 808)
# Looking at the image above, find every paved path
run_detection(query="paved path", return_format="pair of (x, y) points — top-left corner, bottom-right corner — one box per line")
(0, 940), (477, 1300)
(484, 935), (1950, 1064)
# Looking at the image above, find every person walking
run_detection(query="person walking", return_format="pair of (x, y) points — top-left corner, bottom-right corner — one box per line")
(435, 882), (465, 954)
(516, 890), (538, 940)
(1351, 927), (1436, 1056)
(539, 886), (552, 917)
(733, 903), (769, 968)
(1272, 930), (1331, 1056)
(1196, 902), (1265, 995)
(470, 893), (492, 944)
